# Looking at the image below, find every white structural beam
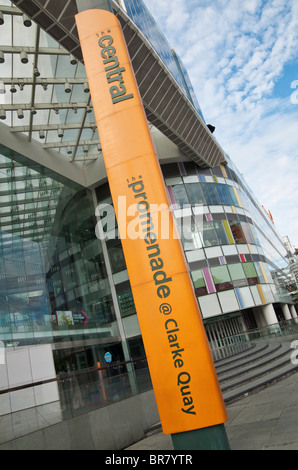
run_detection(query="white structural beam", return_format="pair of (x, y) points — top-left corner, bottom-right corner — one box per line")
(0, 120), (86, 187)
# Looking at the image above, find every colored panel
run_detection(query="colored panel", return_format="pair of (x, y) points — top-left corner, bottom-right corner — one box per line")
(191, 269), (207, 296)
(257, 284), (266, 304)
(238, 287), (255, 308)
(223, 220), (235, 244)
(220, 164), (228, 178)
(76, 9), (227, 435)
(211, 265), (231, 284)
(242, 224), (253, 244)
(178, 162), (186, 176)
(235, 287), (244, 308)
(258, 261), (269, 283)
(243, 262), (258, 278)
(167, 186), (176, 205)
(202, 267), (216, 293)
(228, 263), (245, 281)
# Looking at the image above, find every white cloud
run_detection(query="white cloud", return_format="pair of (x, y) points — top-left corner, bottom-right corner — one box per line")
(144, 0), (298, 248)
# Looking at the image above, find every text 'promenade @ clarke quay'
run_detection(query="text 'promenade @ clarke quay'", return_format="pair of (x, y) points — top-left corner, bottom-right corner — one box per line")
(0, 0), (297, 451)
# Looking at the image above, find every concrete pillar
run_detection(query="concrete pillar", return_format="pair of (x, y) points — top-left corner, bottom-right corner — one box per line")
(261, 303), (280, 335)
(254, 306), (267, 329)
(281, 303), (292, 321)
(262, 303), (278, 325)
(290, 304), (298, 319)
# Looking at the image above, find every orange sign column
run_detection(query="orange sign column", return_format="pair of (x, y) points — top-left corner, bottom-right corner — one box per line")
(75, 9), (228, 435)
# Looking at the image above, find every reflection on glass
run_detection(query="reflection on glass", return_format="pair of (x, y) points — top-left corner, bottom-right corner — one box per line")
(191, 269), (208, 296)
(185, 183), (206, 205)
(201, 183), (221, 205)
(228, 263), (246, 281)
(202, 221), (219, 247)
(0, 149), (119, 348)
(171, 184), (189, 207)
(211, 265), (233, 292)
(229, 221), (246, 244)
(213, 220), (229, 245)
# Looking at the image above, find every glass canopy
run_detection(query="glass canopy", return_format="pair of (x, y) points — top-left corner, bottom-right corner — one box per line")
(0, 1), (100, 163)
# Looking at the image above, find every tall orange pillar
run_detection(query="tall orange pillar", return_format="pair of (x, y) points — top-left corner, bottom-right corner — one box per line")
(75, 7), (229, 448)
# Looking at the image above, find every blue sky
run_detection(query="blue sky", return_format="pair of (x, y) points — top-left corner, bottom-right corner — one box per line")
(143, 0), (298, 250)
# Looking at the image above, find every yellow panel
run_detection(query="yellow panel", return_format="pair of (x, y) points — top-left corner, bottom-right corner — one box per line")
(223, 219), (235, 244)
(257, 284), (266, 304)
(259, 261), (269, 283)
(76, 9), (228, 435)
(220, 164), (228, 178)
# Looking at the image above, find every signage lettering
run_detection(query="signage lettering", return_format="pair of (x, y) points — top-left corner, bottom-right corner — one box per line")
(128, 176), (197, 415)
(76, 9), (228, 434)
(128, 177), (172, 299)
(98, 33), (134, 104)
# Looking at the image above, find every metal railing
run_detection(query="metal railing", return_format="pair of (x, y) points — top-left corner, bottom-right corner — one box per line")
(1, 318), (298, 445)
(210, 318), (298, 361)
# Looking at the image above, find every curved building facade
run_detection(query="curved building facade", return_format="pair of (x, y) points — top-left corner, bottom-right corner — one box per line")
(0, 0), (297, 449)
(95, 150), (296, 356)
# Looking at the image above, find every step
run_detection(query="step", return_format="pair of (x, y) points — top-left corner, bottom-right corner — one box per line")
(219, 343), (289, 391)
(222, 342), (298, 403)
(217, 343), (285, 382)
(144, 341), (298, 435)
(223, 358), (298, 404)
(211, 342), (255, 362)
(214, 342), (269, 371)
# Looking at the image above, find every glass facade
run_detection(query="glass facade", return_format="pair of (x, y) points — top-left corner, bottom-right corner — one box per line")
(163, 159), (292, 317)
(122, 0), (205, 120)
(0, 145), (125, 366)
(96, 157), (293, 331)
(0, 145), (152, 426)
(0, 0), (297, 448)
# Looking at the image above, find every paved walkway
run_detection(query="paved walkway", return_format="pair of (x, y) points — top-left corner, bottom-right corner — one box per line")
(125, 371), (298, 450)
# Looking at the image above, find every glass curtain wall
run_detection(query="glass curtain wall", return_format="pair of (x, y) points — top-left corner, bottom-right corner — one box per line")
(0, 145), (124, 369)
(0, 146), (152, 422)
(163, 160), (292, 317)
(96, 158), (292, 331)
(122, 0), (205, 120)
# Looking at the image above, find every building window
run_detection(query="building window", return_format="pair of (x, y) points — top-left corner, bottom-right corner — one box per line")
(228, 263), (246, 281)
(229, 221), (246, 244)
(242, 262), (259, 285)
(210, 265), (233, 292)
(185, 183), (206, 205)
(202, 183), (221, 205)
(171, 184), (189, 207)
(213, 220), (229, 245)
(216, 183), (233, 206)
(202, 221), (219, 247)
(191, 269), (208, 296)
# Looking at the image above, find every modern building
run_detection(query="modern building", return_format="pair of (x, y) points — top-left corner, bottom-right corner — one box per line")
(0, 0), (297, 449)
(283, 236), (298, 298)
